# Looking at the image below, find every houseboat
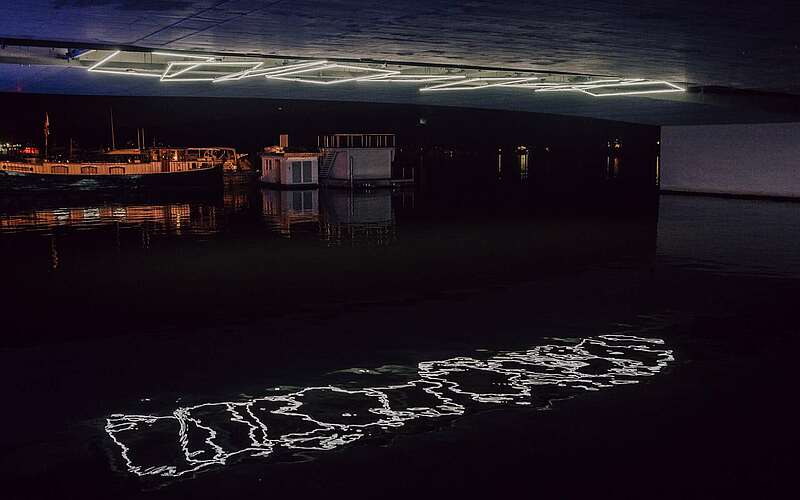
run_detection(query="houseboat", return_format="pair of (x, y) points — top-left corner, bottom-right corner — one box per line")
(259, 135), (319, 188)
(318, 133), (403, 188)
(0, 147), (238, 192)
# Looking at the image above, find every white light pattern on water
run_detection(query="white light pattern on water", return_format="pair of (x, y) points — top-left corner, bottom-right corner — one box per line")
(105, 335), (673, 480)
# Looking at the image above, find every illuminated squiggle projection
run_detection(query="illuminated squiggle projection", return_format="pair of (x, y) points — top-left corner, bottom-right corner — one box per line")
(105, 335), (673, 480)
(80, 49), (686, 97)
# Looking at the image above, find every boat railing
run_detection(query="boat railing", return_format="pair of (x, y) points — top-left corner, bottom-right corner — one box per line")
(0, 163), (35, 173)
(318, 134), (396, 149)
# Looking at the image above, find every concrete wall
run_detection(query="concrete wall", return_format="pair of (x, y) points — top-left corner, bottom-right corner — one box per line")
(660, 122), (800, 198)
(329, 148), (394, 180)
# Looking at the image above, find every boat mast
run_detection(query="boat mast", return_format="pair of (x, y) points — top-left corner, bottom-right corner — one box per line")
(110, 107), (116, 150)
(43, 112), (49, 160)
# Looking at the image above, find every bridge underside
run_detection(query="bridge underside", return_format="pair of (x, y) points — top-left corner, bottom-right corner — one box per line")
(1, 1), (800, 125)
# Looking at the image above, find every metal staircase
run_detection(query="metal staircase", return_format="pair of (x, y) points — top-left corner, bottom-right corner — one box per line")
(319, 150), (338, 179)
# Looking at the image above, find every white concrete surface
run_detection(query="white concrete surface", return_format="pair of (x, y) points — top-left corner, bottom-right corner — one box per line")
(661, 122), (800, 198)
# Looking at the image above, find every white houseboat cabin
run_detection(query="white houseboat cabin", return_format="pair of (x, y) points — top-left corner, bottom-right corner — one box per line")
(259, 135), (319, 187)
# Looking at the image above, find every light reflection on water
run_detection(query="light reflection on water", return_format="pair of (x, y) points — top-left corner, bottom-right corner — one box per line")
(105, 335), (673, 481)
(657, 195), (800, 278)
(261, 188), (397, 246)
(0, 202), (219, 236)
(0, 186), (400, 247)
(4, 180), (797, 280)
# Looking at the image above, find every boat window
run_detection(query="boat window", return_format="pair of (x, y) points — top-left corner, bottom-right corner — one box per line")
(292, 191), (302, 211)
(109, 166), (125, 175)
(302, 161), (312, 182)
(51, 165), (68, 174)
(80, 166), (98, 174)
(292, 162), (302, 183)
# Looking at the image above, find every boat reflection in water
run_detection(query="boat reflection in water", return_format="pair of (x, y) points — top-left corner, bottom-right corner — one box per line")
(321, 189), (396, 246)
(0, 202), (219, 236)
(0, 190), (224, 270)
(261, 188), (319, 237)
(261, 188), (398, 246)
(106, 335), (673, 482)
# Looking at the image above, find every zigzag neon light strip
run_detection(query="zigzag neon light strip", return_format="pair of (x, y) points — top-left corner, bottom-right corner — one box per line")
(364, 74), (468, 83)
(532, 79), (686, 96)
(533, 79), (639, 92)
(213, 60), (329, 82)
(161, 61), (263, 82)
(420, 77), (540, 91)
(265, 64), (400, 85)
(151, 51), (218, 60)
(86, 50), (121, 71)
(579, 80), (686, 96)
(86, 50), (168, 78)
(90, 69), (162, 78)
(81, 50), (686, 97)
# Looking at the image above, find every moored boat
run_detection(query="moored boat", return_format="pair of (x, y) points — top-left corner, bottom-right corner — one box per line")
(0, 147), (237, 193)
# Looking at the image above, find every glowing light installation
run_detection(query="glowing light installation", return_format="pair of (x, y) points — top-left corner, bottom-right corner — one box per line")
(364, 74), (468, 83)
(264, 63), (400, 85)
(578, 80), (685, 96)
(161, 62), (264, 82)
(105, 335), (673, 481)
(213, 60), (329, 82)
(420, 77), (540, 91)
(82, 49), (686, 97)
(87, 50), (163, 78)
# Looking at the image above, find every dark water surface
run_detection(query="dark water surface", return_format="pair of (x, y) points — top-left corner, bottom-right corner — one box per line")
(0, 179), (797, 498)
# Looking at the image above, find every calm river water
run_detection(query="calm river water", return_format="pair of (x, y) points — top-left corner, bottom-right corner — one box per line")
(0, 176), (797, 498)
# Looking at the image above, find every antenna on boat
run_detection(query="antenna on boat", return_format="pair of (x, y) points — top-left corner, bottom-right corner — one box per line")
(110, 107), (116, 150)
(137, 128), (145, 151)
(43, 112), (50, 160)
